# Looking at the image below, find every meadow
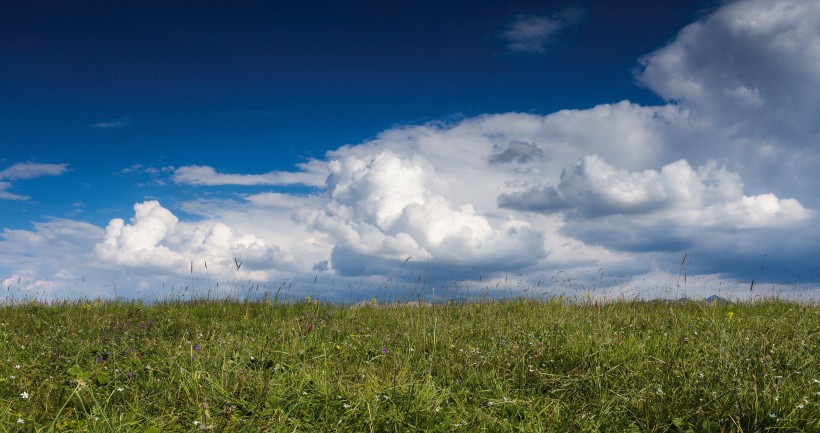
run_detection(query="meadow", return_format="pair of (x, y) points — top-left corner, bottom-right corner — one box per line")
(1, 297), (819, 432)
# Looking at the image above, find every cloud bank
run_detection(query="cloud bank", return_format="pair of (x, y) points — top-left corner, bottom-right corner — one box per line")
(3, 0), (820, 300)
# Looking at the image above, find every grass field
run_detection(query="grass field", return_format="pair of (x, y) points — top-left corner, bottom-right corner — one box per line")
(1, 297), (818, 432)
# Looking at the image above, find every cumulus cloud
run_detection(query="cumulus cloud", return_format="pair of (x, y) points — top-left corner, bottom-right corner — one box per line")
(0, 219), (106, 299)
(95, 200), (302, 281)
(173, 161), (328, 188)
(500, 154), (812, 228)
(303, 151), (546, 276)
(502, 7), (586, 54)
(637, 0), (820, 140)
(5, 0), (820, 300)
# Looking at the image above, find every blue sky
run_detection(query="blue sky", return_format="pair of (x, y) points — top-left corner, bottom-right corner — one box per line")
(2, 0), (820, 301)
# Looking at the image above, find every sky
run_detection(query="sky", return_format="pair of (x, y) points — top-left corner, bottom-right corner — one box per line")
(2, 0), (820, 302)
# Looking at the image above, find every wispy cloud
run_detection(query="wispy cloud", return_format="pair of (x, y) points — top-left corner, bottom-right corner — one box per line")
(0, 162), (69, 180)
(0, 182), (28, 200)
(0, 162), (69, 200)
(502, 6), (586, 54)
(173, 161), (328, 188)
(91, 117), (131, 129)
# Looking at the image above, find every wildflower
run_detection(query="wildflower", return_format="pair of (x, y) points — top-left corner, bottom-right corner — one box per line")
(726, 311), (734, 319)
(194, 345), (200, 350)
(343, 403), (351, 409)
(20, 391), (29, 399)
(16, 418), (24, 424)
(117, 387), (124, 392)
(797, 403), (805, 409)
(96, 356), (103, 363)
(382, 347), (389, 354)
(15, 364), (20, 369)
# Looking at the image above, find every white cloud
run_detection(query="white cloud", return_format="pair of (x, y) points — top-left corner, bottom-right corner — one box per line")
(499, 154), (812, 228)
(503, 7), (586, 53)
(637, 0), (820, 140)
(0, 219), (106, 299)
(303, 151), (545, 275)
(173, 161), (328, 187)
(94, 200), (303, 281)
(4, 0), (820, 300)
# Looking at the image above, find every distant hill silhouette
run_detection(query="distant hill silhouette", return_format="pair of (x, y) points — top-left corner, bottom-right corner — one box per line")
(674, 295), (731, 304)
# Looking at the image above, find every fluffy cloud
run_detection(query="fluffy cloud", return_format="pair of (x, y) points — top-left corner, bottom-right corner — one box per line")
(502, 7), (586, 54)
(0, 219), (105, 299)
(304, 151), (545, 276)
(638, 0), (820, 141)
(95, 200), (301, 281)
(499, 155), (812, 229)
(4, 0), (820, 300)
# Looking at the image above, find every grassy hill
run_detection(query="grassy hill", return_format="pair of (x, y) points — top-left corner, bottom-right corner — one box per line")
(1, 298), (818, 432)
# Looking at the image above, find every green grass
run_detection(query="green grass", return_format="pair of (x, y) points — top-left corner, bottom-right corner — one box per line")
(1, 297), (819, 432)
